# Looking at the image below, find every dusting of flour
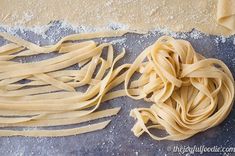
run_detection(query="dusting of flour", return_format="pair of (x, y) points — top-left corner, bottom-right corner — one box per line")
(0, 20), (226, 45)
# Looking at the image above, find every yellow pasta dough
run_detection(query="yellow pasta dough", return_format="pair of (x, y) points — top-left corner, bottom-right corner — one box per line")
(1, 0), (235, 35)
(217, 0), (235, 32)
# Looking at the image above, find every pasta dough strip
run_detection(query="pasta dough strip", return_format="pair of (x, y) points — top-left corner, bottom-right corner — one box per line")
(0, 107), (121, 127)
(0, 120), (111, 137)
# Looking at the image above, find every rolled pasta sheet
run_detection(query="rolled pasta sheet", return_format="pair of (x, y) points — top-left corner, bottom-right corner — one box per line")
(217, 0), (235, 32)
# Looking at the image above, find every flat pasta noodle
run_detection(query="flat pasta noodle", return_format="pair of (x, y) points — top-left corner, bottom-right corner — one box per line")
(0, 120), (111, 137)
(0, 32), (234, 141)
(0, 107), (121, 127)
(125, 36), (234, 141)
(0, 31), (127, 137)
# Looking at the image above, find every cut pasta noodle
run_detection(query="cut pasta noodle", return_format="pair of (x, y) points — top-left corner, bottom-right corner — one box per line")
(0, 31), (127, 137)
(125, 36), (235, 141)
(0, 120), (111, 137)
(0, 32), (234, 141)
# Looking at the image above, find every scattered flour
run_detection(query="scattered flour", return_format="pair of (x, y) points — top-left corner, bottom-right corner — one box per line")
(189, 30), (203, 39)
(221, 36), (226, 43)
(151, 28), (204, 39)
(109, 38), (127, 45)
(214, 36), (229, 45)
(0, 19), (231, 45)
(107, 22), (129, 30)
(0, 23), (51, 39)
(0, 21), (130, 44)
(0, 20), (232, 48)
(22, 11), (34, 24)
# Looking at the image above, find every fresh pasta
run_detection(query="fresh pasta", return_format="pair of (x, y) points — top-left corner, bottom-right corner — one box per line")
(0, 31), (127, 137)
(0, 32), (234, 141)
(125, 36), (235, 140)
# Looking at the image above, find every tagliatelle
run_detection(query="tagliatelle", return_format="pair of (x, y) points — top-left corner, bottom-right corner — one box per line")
(0, 31), (127, 137)
(0, 32), (234, 141)
(0, 120), (111, 137)
(0, 107), (121, 127)
(125, 36), (235, 141)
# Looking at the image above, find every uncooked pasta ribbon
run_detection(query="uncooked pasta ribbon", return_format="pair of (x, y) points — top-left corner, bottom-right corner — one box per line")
(0, 32), (234, 141)
(125, 36), (234, 140)
(0, 31), (127, 137)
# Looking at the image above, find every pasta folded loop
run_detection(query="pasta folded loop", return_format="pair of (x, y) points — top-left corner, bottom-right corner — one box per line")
(126, 36), (234, 141)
